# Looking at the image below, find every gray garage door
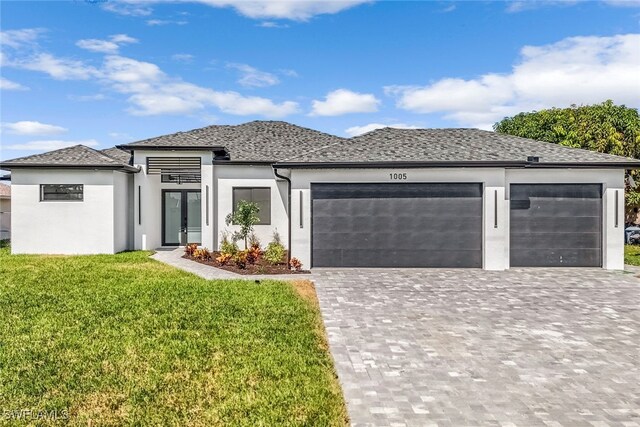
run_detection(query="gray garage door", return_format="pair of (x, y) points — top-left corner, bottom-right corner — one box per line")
(510, 184), (602, 267)
(311, 183), (483, 268)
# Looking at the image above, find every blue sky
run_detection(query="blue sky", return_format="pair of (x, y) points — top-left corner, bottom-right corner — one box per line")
(1, 0), (639, 162)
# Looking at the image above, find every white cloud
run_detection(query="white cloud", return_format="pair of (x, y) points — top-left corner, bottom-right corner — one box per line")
(387, 34), (640, 129)
(603, 0), (640, 6)
(171, 53), (194, 62)
(4, 139), (99, 151)
(76, 34), (138, 54)
(258, 21), (289, 28)
(0, 77), (28, 91)
(146, 19), (188, 26)
(101, 55), (299, 117)
(10, 53), (99, 80)
(102, 0), (371, 21)
(345, 123), (420, 137)
(279, 68), (298, 77)
(2, 121), (67, 136)
(67, 93), (107, 101)
(0, 28), (44, 49)
(227, 63), (280, 87)
(109, 132), (133, 140)
(101, 2), (152, 16)
(311, 89), (380, 116)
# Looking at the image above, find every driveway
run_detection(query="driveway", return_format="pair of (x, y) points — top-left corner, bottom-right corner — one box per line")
(313, 268), (640, 426)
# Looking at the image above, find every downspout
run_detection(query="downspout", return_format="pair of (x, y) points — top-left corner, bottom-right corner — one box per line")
(273, 167), (291, 264)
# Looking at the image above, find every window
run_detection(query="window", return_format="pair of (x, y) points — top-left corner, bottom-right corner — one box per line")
(146, 157), (201, 184)
(232, 187), (271, 225)
(40, 184), (83, 201)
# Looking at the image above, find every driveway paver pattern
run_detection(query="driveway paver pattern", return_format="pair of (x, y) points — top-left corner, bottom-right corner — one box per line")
(312, 268), (640, 427)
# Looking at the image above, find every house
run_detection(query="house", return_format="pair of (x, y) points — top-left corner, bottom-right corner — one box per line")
(1, 120), (638, 270)
(0, 183), (10, 241)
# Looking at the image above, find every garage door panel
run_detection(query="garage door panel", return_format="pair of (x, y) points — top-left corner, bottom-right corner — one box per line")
(510, 184), (602, 267)
(512, 216), (601, 234)
(511, 199), (602, 217)
(312, 183), (482, 268)
(510, 249), (602, 267)
(510, 232), (601, 250)
(312, 249), (483, 268)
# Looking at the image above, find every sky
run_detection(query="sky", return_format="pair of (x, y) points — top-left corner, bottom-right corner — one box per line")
(1, 0), (639, 162)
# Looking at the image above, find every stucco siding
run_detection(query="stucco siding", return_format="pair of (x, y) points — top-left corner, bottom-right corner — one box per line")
(10, 169), (115, 254)
(213, 164), (288, 251)
(113, 171), (131, 253)
(0, 198), (10, 240)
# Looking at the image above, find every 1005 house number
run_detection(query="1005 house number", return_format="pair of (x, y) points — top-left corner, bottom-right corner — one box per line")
(389, 173), (407, 180)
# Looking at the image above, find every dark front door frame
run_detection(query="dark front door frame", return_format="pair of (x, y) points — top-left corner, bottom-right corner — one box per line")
(161, 189), (201, 246)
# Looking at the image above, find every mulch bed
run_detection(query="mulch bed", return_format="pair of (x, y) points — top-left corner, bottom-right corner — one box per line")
(183, 252), (310, 275)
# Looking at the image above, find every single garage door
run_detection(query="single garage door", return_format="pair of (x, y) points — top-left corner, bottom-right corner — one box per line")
(311, 183), (483, 268)
(510, 184), (602, 267)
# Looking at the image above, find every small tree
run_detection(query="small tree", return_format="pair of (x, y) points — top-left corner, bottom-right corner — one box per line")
(225, 200), (260, 249)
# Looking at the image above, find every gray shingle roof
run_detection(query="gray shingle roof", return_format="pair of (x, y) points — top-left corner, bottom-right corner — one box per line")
(278, 127), (640, 166)
(101, 147), (132, 164)
(119, 120), (345, 162)
(0, 145), (137, 171)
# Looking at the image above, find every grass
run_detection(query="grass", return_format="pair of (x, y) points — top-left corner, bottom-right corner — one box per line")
(624, 244), (640, 266)
(0, 248), (347, 426)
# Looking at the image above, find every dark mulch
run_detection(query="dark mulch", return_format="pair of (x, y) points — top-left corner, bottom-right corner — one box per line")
(183, 252), (310, 275)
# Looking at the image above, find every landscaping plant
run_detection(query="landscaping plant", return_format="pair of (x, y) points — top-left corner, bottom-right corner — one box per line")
(225, 200), (260, 249)
(264, 231), (287, 265)
(289, 257), (303, 271)
(219, 232), (239, 256)
(184, 243), (198, 257)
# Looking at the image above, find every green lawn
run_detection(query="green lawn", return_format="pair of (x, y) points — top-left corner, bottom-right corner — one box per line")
(625, 244), (640, 266)
(0, 248), (347, 426)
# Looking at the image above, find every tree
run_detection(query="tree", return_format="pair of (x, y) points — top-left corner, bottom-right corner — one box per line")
(494, 100), (640, 221)
(225, 201), (260, 249)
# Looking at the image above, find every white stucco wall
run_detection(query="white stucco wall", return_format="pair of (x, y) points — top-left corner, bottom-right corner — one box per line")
(213, 164), (288, 251)
(10, 169), (121, 254)
(133, 150), (211, 250)
(113, 171), (132, 253)
(0, 197), (10, 240)
(288, 167), (626, 270)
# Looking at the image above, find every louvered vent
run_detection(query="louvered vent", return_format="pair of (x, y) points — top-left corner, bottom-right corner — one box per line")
(146, 157), (201, 184)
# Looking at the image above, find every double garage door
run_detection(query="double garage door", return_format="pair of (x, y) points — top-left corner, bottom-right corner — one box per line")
(311, 183), (602, 268)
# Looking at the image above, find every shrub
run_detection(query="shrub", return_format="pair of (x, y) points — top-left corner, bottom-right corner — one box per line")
(248, 232), (261, 250)
(185, 243), (198, 257)
(264, 235), (286, 265)
(289, 257), (303, 271)
(232, 250), (248, 269)
(193, 248), (212, 261)
(216, 253), (232, 265)
(247, 246), (261, 265)
(220, 232), (239, 256)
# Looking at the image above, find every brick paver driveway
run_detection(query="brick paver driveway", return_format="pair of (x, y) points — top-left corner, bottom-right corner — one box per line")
(313, 268), (640, 426)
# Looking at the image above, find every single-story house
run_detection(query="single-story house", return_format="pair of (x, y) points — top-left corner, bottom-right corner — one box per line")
(1, 120), (638, 270)
(0, 183), (10, 240)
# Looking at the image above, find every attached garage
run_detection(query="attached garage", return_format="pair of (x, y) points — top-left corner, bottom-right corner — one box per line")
(510, 184), (603, 267)
(311, 183), (483, 268)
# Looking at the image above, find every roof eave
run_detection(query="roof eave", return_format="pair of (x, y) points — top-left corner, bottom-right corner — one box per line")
(0, 163), (141, 172)
(116, 144), (224, 151)
(273, 160), (640, 169)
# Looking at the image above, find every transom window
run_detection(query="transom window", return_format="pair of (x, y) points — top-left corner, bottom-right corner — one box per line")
(232, 187), (271, 225)
(146, 157), (201, 184)
(40, 184), (84, 201)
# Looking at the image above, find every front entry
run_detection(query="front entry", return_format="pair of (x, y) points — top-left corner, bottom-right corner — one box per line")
(162, 190), (201, 246)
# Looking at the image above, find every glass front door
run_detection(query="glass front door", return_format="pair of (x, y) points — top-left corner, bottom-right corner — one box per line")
(162, 190), (201, 245)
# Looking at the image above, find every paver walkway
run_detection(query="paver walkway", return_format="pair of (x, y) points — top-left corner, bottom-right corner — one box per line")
(313, 268), (640, 426)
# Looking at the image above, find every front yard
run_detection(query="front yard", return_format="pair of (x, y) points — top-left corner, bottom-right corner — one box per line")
(0, 248), (347, 426)
(625, 244), (640, 266)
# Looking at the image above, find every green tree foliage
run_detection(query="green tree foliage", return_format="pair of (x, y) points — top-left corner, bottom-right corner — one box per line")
(494, 101), (640, 221)
(225, 200), (260, 249)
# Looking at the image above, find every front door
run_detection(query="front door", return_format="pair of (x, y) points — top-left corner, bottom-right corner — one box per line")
(162, 190), (201, 246)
